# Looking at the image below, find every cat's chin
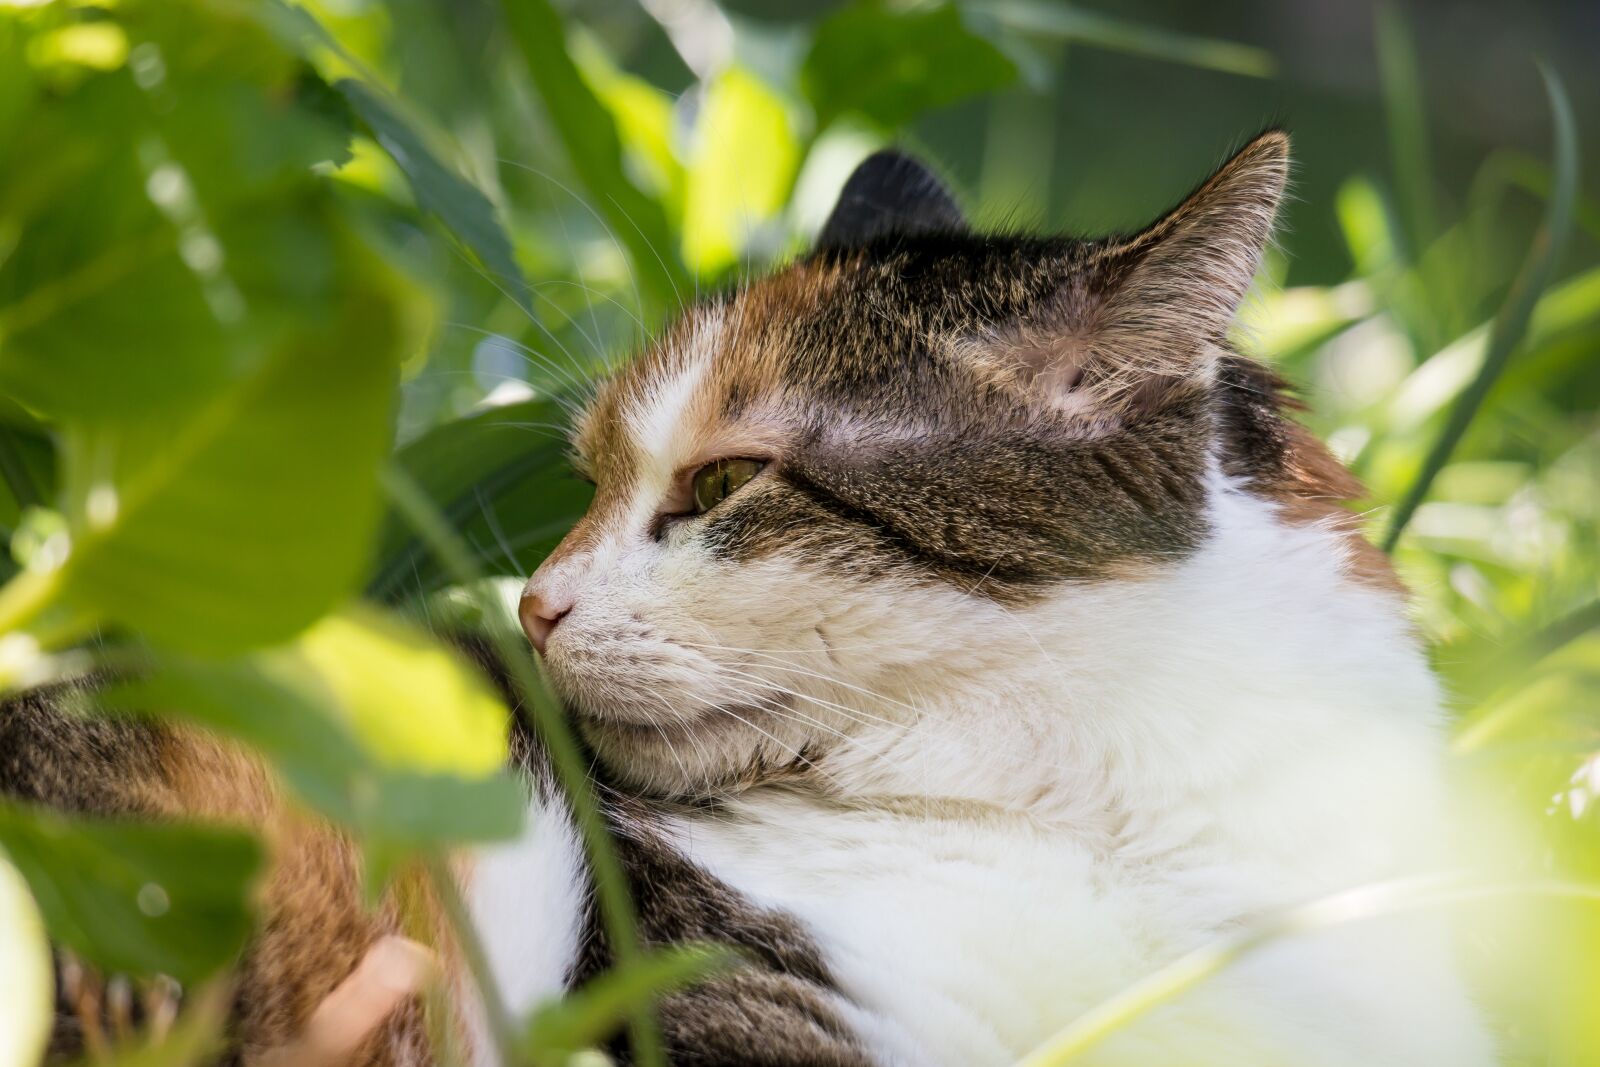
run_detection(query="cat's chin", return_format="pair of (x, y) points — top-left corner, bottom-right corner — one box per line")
(571, 695), (810, 797)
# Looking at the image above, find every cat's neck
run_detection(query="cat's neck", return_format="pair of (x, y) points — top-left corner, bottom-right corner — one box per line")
(806, 473), (1443, 830)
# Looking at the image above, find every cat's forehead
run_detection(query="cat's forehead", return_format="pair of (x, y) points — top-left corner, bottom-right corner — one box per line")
(572, 257), (860, 479)
(571, 238), (1100, 480)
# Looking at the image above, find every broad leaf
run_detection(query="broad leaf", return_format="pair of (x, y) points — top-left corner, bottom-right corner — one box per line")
(0, 803), (260, 984)
(29, 224), (409, 655)
(110, 606), (525, 845)
(802, 2), (1018, 131)
(0, 850), (51, 1067)
(0, 0), (354, 420)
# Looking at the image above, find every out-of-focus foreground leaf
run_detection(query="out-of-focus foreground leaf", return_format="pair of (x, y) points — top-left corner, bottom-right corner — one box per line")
(0, 0), (352, 419)
(110, 606), (525, 846)
(802, 2), (1018, 131)
(0, 803), (260, 984)
(0, 850), (51, 1067)
(0, 1), (422, 653)
(681, 67), (800, 276)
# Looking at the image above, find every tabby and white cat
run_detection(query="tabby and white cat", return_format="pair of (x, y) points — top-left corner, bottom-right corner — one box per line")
(468, 132), (1495, 1066)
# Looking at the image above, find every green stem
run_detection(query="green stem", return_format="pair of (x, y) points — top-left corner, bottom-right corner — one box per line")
(424, 852), (520, 1066)
(1015, 876), (1600, 1067)
(382, 465), (661, 1067)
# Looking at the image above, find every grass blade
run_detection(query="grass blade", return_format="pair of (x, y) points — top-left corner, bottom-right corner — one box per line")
(1380, 64), (1579, 553)
(988, 0), (1276, 79)
(381, 464), (664, 1067)
(1015, 875), (1600, 1066)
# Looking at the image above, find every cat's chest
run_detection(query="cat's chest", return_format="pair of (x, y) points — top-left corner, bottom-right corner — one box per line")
(665, 797), (1235, 1067)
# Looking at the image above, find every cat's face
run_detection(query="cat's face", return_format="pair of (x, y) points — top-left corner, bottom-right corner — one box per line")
(523, 134), (1296, 796)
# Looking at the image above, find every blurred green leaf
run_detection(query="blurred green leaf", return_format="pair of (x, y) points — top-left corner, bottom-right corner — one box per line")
(0, 802), (260, 984)
(803, 2), (1018, 131)
(0, 0), (353, 420)
(0, 849), (52, 1067)
(500, 0), (688, 313)
(340, 78), (531, 311)
(682, 67), (800, 275)
(0, 225), (410, 654)
(371, 395), (592, 601)
(109, 606), (524, 845)
(524, 944), (738, 1063)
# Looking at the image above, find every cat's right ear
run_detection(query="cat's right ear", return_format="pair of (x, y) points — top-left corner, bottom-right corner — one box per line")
(816, 151), (968, 250)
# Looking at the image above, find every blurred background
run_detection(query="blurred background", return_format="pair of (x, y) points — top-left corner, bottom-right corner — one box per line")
(0, 0), (1596, 1062)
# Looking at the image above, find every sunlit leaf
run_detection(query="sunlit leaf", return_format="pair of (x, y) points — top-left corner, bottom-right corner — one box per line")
(0, 0), (354, 420)
(0, 802), (260, 983)
(682, 67), (800, 275)
(2, 225), (411, 655)
(802, 2), (1018, 131)
(0, 849), (51, 1067)
(109, 606), (525, 845)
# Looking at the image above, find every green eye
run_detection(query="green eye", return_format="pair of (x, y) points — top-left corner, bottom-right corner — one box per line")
(692, 458), (765, 514)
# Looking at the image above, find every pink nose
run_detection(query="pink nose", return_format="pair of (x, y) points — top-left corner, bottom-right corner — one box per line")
(519, 590), (571, 655)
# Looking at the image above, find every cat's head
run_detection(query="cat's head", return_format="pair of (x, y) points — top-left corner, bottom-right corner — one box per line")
(520, 131), (1365, 797)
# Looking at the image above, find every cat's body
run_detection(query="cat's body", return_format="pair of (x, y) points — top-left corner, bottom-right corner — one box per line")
(5, 133), (1495, 1066)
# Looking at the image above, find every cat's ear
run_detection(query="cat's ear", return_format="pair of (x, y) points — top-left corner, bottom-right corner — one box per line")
(996, 130), (1290, 420)
(817, 150), (968, 250)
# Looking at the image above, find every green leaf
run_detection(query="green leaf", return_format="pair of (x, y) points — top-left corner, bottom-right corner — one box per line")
(802, 2), (1018, 131)
(0, 0), (354, 421)
(338, 78), (532, 312)
(524, 944), (739, 1062)
(0, 849), (52, 1067)
(7, 224), (409, 655)
(1381, 65), (1580, 552)
(499, 0), (689, 314)
(108, 606), (525, 845)
(370, 395), (592, 602)
(0, 802), (260, 984)
(681, 67), (801, 275)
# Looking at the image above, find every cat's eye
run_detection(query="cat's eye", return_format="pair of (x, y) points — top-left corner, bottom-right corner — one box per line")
(691, 458), (765, 514)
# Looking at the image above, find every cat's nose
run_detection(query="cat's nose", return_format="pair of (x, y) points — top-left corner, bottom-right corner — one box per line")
(519, 589), (572, 655)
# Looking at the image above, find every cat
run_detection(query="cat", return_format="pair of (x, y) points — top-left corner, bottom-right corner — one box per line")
(1, 131), (1495, 1067)
(478, 131), (1496, 1066)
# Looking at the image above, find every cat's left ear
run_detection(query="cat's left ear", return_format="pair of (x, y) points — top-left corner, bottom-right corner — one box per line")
(994, 130), (1289, 419)
(817, 150), (968, 250)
